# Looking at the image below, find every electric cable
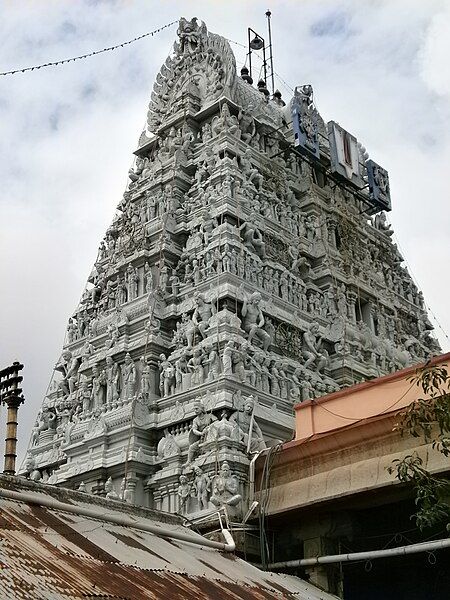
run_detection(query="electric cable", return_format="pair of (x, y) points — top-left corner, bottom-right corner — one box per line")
(0, 21), (177, 76)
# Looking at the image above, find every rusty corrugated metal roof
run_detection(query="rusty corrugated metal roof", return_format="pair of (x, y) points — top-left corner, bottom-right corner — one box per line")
(0, 476), (336, 599)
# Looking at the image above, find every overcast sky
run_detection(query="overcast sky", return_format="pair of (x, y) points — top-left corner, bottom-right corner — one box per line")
(1, 0), (449, 463)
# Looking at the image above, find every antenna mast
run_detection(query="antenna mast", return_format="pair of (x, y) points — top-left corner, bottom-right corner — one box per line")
(266, 9), (275, 95)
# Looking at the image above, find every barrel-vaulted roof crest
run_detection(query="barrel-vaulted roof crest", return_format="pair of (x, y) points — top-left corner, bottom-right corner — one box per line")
(146, 17), (237, 134)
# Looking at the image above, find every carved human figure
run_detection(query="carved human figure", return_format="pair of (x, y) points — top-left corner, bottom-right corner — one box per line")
(238, 105), (256, 143)
(187, 347), (205, 386)
(55, 350), (80, 398)
(126, 264), (138, 300)
(174, 350), (188, 391)
(105, 356), (120, 405)
(206, 410), (235, 442)
(374, 211), (393, 236)
(67, 318), (77, 343)
(186, 401), (217, 464)
(121, 353), (137, 399)
(105, 322), (119, 350)
(38, 406), (57, 436)
(140, 357), (152, 400)
(239, 220), (266, 259)
(193, 466), (210, 511)
(241, 290), (271, 351)
(230, 396), (266, 453)
(205, 344), (221, 381)
(159, 264), (169, 293)
(199, 209), (217, 246)
(303, 322), (327, 372)
(159, 354), (176, 397)
(91, 365), (106, 409)
(288, 246), (311, 278)
(177, 475), (191, 514)
(169, 270), (180, 297)
(210, 462), (242, 508)
(240, 148), (263, 190)
(222, 341), (234, 376)
(117, 278), (127, 305)
(192, 293), (216, 339)
(144, 262), (153, 293)
(79, 379), (92, 413)
(180, 312), (197, 348)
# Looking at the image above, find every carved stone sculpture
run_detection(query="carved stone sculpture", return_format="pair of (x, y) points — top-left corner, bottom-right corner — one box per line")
(105, 476), (120, 500)
(105, 356), (119, 405)
(210, 461), (242, 508)
(186, 401), (217, 464)
(230, 395), (266, 453)
(121, 353), (137, 399)
(241, 290), (271, 351)
(177, 474), (191, 514)
(159, 354), (176, 397)
(193, 465), (210, 511)
(303, 322), (328, 372)
(192, 292), (216, 338)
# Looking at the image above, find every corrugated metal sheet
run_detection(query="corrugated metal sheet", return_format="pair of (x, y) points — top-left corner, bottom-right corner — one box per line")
(0, 478), (336, 600)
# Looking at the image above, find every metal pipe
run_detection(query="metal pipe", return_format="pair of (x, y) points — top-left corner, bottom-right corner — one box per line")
(248, 448), (269, 504)
(268, 538), (450, 569)
(0, 487), (236, 552)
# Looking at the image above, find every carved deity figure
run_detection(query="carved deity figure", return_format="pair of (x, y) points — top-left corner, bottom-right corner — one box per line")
(374, 212), (394, 236)
(206, 410), (235, 442)
(240, 149), (263, 190)
(241, 290), (271, 351)
(193, 466), (210, 510)
(205, 344), (221, 381)
(186, 401), (217, 464)
(180, 312), (197, 348)
(55, 350), (80, 398)
(159, 354), (176, 397)
(79, 379), (92, 413)
(230, 396), (266, 453)
(239, 220), (266, 259)
(157, 428), (181, 459)
(222, 340), (235, 376)
(288, 246), (311, 278)
(192, 292), (216, 339)
(211, 103), (240, 138)
(104, 356), (119, 405)
(303, 322), (328, 372)
(238, 105), (256, 143)
(91, 364), (106, 410)
(187, 347), (205, 386)
(177, 475), (191, 514)
(140, 357), (152, 400)
(210, 462), (242, 508)
(121, 353), (137, 399)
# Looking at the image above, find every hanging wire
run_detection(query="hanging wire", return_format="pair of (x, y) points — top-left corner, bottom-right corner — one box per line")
(388, 225), (450, 345)
(0, 20), (177, 76)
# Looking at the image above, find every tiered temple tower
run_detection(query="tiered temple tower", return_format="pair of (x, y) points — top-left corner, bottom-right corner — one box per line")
(23, 18), (440, 519)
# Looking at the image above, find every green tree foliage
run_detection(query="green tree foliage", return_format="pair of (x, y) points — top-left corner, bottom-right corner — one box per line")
(388, 364), (450, 531)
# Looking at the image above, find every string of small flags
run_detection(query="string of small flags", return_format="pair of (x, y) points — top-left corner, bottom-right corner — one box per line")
(0, 20), (177, 76)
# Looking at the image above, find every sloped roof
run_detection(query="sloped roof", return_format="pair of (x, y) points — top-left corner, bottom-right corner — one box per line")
(0, 476), (336, 599)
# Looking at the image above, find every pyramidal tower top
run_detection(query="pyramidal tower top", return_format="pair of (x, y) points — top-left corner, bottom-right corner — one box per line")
(23, 18), (440, 518)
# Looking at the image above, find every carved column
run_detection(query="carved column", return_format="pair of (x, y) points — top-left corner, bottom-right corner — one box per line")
(346, 291), (358, 324)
